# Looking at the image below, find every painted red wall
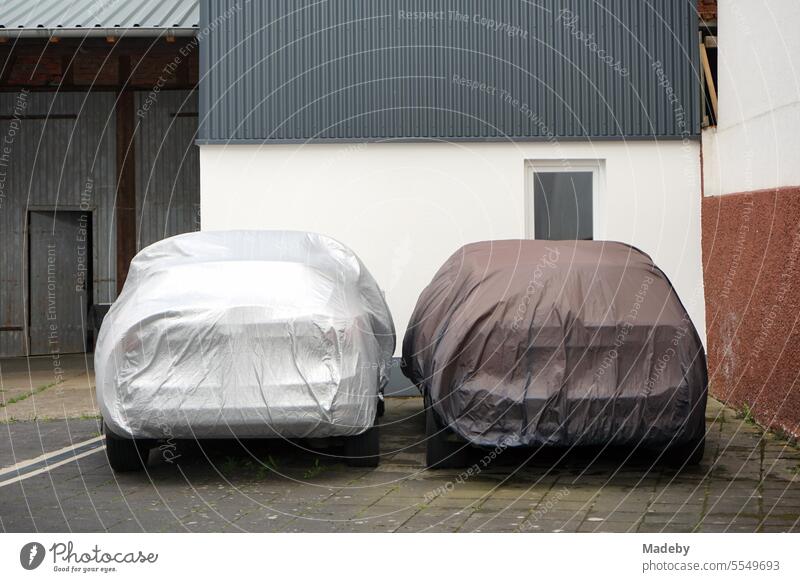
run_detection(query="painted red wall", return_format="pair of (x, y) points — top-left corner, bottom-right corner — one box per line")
(703, 187), (800, 438)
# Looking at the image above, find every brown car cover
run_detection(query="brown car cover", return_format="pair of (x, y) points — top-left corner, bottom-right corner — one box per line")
(402, 240), (707, 448)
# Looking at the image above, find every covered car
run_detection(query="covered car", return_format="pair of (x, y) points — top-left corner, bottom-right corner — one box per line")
(96, 230), (395, 471)
(402, 240), (707, 468)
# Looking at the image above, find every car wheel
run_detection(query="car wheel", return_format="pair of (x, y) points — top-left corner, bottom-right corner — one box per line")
(664, 434), (705, 467)
(343, 420), (380, 467)
(104, 423), (151, 472)
(425, 406), (469, 469)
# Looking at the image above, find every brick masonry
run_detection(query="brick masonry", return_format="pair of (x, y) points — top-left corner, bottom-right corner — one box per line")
(698, 0), (717, 23)
(1, 38), (198, 88)
(702, 187), (800, 439)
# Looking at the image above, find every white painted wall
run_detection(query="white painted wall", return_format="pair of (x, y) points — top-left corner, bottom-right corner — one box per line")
(201, 139), (704, 350)
(703, 0), (800, 196)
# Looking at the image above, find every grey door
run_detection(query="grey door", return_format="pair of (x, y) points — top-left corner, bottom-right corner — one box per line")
(29, 211), (91, 355)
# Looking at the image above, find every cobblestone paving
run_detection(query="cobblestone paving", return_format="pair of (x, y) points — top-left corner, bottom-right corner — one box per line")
(1, 398), (799, 533)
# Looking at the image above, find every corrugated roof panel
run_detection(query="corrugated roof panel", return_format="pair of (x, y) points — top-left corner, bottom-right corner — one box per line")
(0, 0), (199, 29)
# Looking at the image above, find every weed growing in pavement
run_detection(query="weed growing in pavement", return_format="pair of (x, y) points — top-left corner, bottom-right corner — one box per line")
(220, 455), (280, 479)
(740, 404), (756, 425)
(0, 381), (60, 407)
(303, 458), (327, 479)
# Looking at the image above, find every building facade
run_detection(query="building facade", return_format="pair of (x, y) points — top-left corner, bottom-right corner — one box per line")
(0, 1), (201, 356)
(702, 0), (800, 438)
(198, 0), (706, 351)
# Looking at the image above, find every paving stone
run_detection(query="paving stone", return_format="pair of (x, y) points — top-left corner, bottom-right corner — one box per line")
(2, 374), (800, 533)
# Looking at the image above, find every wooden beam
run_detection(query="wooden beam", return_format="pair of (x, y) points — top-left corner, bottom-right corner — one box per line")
(0, 37), (192, 51)
(699, 43), (718, 122)
(0, 114), (77, 120)
(115, 55), (137, 294)
(0, 83), (198, 92)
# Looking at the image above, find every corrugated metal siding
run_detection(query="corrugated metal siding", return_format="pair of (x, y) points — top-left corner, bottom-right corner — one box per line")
(0, 89), (201, 356)
(0, 0), (198, 30)
(198, 0), (700, 142)
(0, 91), (116, 356)
(135, 90), (200, 249)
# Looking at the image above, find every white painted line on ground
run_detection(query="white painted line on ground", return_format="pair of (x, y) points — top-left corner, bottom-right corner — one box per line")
(0, 435), (103, 478)
(0, 435), (105, 482)
(0, 445), (106, 488)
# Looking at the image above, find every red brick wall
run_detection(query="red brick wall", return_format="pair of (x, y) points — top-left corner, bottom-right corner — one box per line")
(698, 0), (717, 22)
(1, 39), (198, 88)
(702, 187), (800, 439)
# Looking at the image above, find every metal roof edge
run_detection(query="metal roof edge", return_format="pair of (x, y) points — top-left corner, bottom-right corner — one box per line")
(194, 135), (702, 146)
(0, 27), (197, 38)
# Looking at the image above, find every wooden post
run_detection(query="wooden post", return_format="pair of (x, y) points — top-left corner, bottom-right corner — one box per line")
(115, 54), (136, 294)
(699, 43), (718, 122)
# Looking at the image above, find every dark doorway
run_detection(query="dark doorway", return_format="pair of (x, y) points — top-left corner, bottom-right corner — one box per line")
(28, 210), (92, 355)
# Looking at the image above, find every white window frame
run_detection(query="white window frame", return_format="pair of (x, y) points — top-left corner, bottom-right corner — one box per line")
(524, 159), (606, 240)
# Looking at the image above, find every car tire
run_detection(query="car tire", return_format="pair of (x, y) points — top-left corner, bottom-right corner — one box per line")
(343, 420), (380, 467)
(377, 396), (385, 418)
(425, 406), (469, 469)
(104, 423), (151, 472)
(664, 434), (705, 467)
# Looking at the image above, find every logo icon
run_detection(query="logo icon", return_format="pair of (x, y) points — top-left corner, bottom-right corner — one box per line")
(20, 542), (46, 570)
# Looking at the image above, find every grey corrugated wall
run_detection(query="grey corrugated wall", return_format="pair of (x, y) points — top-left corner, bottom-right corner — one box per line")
(0, 92), (117, 357)
(136, 90), (200, 250)
(198, 0), (700, 143)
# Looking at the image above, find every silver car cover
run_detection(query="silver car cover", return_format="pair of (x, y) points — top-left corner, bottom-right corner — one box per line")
(96, 230), (395, 440)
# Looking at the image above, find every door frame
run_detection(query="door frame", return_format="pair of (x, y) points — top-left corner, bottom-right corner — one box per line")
(524, 159), (606, 240)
